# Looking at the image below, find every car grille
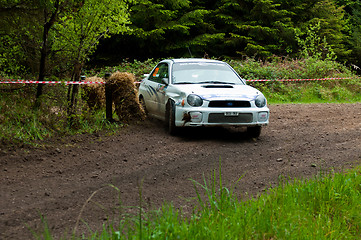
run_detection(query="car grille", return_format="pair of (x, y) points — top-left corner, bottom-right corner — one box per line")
(208, 100), (251, 108)
(208, 113), (253, 123)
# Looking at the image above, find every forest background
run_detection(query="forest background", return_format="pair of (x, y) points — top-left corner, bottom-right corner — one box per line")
(2, 2), (361, 240)
(1, 0), (360, 144)
(1, 0), (361, 80)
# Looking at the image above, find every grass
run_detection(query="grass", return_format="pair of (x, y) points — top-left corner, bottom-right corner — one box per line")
(32, 162), (361, 239)
(0, 84), (122, 146)
(250, 79), (361, 104)
(1, 57), (359, 239)
(228, 57), (361, 104)
(138, 166), (361, 240)
(1, 56), (360, 145)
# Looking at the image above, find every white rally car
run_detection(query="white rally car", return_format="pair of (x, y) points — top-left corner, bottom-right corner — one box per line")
(138, 58), (269, 137)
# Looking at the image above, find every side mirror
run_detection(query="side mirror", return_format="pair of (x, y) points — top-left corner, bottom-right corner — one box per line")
(162, 78), (169, 85)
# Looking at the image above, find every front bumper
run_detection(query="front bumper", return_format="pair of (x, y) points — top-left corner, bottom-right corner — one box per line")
(174, 105), (269, 127)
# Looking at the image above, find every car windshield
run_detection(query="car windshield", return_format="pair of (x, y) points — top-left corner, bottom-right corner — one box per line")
(172, 62), (244, 85)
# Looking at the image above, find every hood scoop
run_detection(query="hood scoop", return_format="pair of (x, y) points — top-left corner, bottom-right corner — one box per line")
(202, 85), (234, 88)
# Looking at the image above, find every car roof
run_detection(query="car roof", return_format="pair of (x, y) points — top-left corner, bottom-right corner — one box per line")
(162, 58), (225, 64)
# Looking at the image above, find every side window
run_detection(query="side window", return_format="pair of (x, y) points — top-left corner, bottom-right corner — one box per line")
(149, 63), (168, 83)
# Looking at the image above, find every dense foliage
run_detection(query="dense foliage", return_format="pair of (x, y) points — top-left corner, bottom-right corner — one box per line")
(94, 0), (361, 67)
(1, 58), (359, 145)
(0, 0), (130, 114)
(1, 0), (361, 79)
(0, 0), (360, 143)
(0, 0), (130, 79)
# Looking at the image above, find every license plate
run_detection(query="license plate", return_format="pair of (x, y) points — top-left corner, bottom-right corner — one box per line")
(224, 112), (239, 116)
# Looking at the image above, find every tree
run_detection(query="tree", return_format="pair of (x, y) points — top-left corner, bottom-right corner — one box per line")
(3, 0), (358, 71)
(115, 0), (193, 59)
(215, 0), (295, 58)
(0, 0), (86, 104)
(0, 0), (44, 76)
(295, 21), (337, 60)
(35, 0), (69, 102)
(93, 0), (298, 60)
(50, 0), (130, 123)
(307, 0), (350, 60)
(92, 0), (213, 61)
(1, 0), (130, 112)
(335, 0), (361, 67)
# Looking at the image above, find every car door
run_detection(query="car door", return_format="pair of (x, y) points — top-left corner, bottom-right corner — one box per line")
(146, 63), (169, 119)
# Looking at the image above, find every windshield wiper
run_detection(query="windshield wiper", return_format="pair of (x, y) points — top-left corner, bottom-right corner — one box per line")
(198, 81), (235, 85)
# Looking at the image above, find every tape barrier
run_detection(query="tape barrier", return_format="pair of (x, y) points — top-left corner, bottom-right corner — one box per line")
(0, 77), (358, 84)
(246, 77), (357, 82)
(0, 79), (105, 84)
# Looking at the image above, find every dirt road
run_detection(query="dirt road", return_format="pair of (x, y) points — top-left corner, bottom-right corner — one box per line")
(1, 103), (361, 239)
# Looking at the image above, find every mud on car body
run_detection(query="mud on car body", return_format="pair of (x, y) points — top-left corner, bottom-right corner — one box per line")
(138, 58), (269, 137)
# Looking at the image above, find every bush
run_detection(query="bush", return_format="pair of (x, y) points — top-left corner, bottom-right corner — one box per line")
(227, 57), (360, 103)
(1, 57), (360, 145)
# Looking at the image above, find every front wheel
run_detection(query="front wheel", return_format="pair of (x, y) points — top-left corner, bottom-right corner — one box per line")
(166, 100), (178, 135)
(247, 126), (262, 138)
(139, 96), (148, 116)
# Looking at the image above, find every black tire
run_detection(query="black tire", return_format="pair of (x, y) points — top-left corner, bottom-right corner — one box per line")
(166, 100), (178, 135)
(247, 126), (262, 138)
(139, 96), (148, 116)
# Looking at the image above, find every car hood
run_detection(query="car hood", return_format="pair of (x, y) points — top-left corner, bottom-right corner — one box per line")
(172, 84), (262, 101)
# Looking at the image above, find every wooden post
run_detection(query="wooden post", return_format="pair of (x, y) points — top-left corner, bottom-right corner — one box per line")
(104, 72), (114, 122)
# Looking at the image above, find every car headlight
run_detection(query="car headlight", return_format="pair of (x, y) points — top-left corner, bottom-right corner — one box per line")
(187, 94), (203, 107)
(255, 95), (266, 108)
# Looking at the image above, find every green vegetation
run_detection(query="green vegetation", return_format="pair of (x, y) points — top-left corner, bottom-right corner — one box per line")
(0, 84), (122, 146)
(230, 57), (361, 103)
(1, 1), (360, 238)
(1, 0), (360, 143)
(2, 0), (361, 79)
(1, 57), (360, 145)
(32, 163), (361, 239)
(93, 0), (361, 65)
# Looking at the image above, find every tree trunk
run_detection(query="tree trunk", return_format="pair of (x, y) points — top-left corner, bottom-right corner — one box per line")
(34, 0), (60, 108)
(34, 24), (48, 108)
(67, 62), (82, 127)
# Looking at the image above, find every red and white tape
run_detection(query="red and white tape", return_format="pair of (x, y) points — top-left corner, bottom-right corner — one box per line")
(0, 77), (358, 84)
(246, 77), (356, 82)
(0, 79), (105, 84)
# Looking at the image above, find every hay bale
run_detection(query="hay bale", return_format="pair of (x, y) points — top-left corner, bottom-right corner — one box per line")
(108, 71), (145, 122)
(81, 76), (105, 109)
